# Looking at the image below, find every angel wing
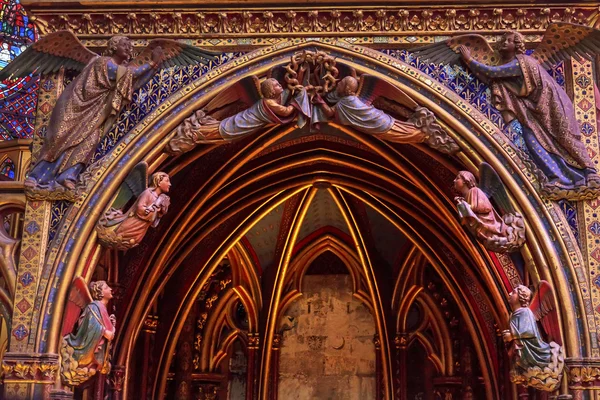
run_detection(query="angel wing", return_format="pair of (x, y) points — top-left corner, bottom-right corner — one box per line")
(533, 23), (600, 69)
(203, 75), (263, 120)
(61, 276), (93, 337)
(109, 161), (149, 214)
(411, 34), (501, 66)
(529, 280), (562, 346)
(129, 39), (219, 69)
(356, 74), (418, 110)
(0, 30), (97, 81)
(478, 162), (513, 214)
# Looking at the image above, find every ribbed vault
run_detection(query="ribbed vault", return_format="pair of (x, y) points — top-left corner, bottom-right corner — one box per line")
(36, 40), (587, 400)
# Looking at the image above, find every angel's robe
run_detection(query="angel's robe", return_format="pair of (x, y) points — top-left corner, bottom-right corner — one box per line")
(115, 188), (169, 247)
(463, 186), (507, 242)
(468, 55), (594, 188)
(63, 300), (113, 374)
(29, 56), (154, 187)
(508, 307), (555, 373)
(332, 95), (425, 143)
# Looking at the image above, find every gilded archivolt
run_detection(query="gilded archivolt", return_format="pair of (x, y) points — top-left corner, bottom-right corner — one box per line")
(29, 6), (598, 42)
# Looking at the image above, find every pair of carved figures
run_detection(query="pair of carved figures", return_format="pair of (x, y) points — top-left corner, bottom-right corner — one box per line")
(166, 50), (459, 156)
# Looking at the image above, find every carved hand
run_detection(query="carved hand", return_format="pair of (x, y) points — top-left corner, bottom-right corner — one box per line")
(502, 329), (513, 343)
(105, 329), (115, 341)
(454, 196), (465, 204)
(458, 45), (472, 63)
(109, 313), (117, 328)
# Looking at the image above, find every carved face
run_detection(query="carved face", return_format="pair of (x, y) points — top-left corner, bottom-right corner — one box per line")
(453, 174), (466, 193)
(102, 283), (114, 300)
(115, 38), (133, 63)
(265, 79), (284, 99)
(499, 33), (516, 57)
(158, 175), (171, 193)
(336, 76), (358, 96)
(508, 287), (523, 311)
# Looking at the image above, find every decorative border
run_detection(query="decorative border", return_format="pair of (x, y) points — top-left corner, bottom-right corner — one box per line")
(26, 5), (597, 42)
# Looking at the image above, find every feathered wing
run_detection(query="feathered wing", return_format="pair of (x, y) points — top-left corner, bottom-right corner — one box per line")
(0, 30), (97, 80)
(356, 74), (418, 110)
(529, 280), (562, 346)
(411, 34), (500, 66)
(110, 162), (149, 212)
(203, 75), (263, 120)
(478, 162), (513, 214)
(129, 39), (219, 69)
(61, 276), (93, 337)
(533, 23), (600, 69)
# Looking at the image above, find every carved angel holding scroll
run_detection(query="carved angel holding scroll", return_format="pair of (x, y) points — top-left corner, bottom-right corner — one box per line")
(311, 74), (458, 154)
(60, 278), (116, 386)
(413, 23), (600, 200)
(167, 76), (310, 155)
(0, 31), (217, 199)
(97, 162), (170, 250)
(503, 282), (564, 392)
(453, 163), (526, 253)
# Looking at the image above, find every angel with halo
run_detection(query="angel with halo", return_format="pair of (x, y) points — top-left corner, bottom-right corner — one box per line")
(60, 278), (116, 386)
(311, 73), (458, 154)
(453, 163), (526, 253)
(503, 282), (564, 392)
(414, 23), (600, 200)
(97, 162), (170, 251)
(166, 75), (310, 155)
(0, 31), (217, 197)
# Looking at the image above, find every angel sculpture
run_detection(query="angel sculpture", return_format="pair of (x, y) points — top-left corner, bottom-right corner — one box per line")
(97, 162), (170, 250)
(311, 74), (458, 154)
(0, 31), (216, 200)
(502, 282), (564, 392)
(413, 23), (600, 200)
(61, 278), (116, 386)
(453, 163), (526, 253)
(166, 76), (310, 155)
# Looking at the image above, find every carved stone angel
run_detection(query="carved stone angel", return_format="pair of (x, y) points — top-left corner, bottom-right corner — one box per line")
(97, 162), (170, 250)
(167, 75), (310, 155)
(503, 282), (564, 392)
(60, 278), (116, 386)
(414, 23), (600, 200)
(311, 73), (458, 154)
(453, 163), (526, 253)
(0, 31), (216, 200)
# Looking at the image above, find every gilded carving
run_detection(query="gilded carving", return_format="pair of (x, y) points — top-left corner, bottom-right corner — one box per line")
(453, 163), (526, 253)
(97, 163), (171, 250)
(503, 282), (564, 392)
(60, 279), (116, 386)
(0, 31), (215, 201)
(414, 23), (600, 200)
(30, 7), (592, 38)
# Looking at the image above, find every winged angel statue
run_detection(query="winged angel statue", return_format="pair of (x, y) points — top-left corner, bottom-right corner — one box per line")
(503, 281), (564, 392)
(454, 163), (526, 253)
(0, 31), (217, 200)
(414, 23), (600, 201)
(96, 162), (170, 251)
(60, 277), (116, 386)
(167, 50), (458, 156)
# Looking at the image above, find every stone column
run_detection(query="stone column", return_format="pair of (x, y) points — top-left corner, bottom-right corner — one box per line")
(140, 314), (158, 399)
(246, 333), (259, 400)
(111, 365), (126, 400)
(175, 309), (196, 400)
(394, 333), (408, 400)
(270, 334), (282, 400)
(2, 352), (60, 399)
(374, 333), (382, 400)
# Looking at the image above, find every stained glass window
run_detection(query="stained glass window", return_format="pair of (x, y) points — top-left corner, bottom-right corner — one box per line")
(0, 0), (37, 140)
(0, 157), (15, 179)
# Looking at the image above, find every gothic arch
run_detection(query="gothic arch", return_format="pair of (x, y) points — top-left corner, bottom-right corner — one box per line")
(33, 40), (586, 399)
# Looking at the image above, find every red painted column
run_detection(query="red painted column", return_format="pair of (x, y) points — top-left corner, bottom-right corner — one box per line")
(246, 333), (259, 400)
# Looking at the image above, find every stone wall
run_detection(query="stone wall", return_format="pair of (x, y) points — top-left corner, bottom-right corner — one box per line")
(278, 275), (376, 399)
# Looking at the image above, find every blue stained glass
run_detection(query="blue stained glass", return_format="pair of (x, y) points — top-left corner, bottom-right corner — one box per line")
(0, 0), (38, 140)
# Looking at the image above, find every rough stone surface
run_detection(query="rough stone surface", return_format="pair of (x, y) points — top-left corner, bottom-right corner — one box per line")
(278, 275), (376, 399)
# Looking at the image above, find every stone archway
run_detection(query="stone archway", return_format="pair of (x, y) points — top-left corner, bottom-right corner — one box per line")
(3, 40), (589, 400)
